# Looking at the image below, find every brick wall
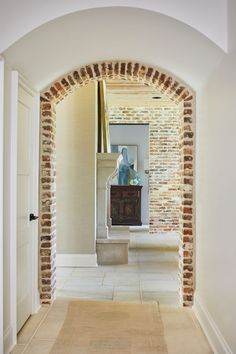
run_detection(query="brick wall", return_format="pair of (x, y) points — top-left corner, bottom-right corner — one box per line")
(40, 60), (195, 306)
(109, 104), (181, 233)
(179, 100), (195, 306)
(40, 101), (57, 303)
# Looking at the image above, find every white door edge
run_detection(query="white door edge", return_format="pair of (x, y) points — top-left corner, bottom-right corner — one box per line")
(0, 57), (5, 354)
(30, 89), (41, 314)
(19, 74), (41, 313)
(9, 70), (18, 348)
(9, 72), (40, 348)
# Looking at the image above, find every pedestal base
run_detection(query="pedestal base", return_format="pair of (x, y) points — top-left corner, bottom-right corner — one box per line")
(96, 238), (129, 265)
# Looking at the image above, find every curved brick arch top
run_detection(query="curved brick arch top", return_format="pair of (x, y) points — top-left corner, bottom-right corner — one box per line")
(40, 61), (194, 104)
(40, 60), (195, 307)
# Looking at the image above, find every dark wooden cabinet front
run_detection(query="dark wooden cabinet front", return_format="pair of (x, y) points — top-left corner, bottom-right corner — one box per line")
(110, 185), (142, 225)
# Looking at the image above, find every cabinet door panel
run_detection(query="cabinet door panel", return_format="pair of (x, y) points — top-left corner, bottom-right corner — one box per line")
(110, 186), (142, 225)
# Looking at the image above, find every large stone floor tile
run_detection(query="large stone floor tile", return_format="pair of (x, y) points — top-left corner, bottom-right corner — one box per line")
(56, 267), (74, 277)
(71, 268), (105, 277)
(165, 331), (213, 354)
(63, 277), (104, 288)
(57, 287), (114, 300)
(10, 344), (26, 354)
(142, 291), (180, 306)
(113, 290), (141, 303)
(56, 277), (68, 290)
(141, 279), (179, 292)
(103, 277), (140, 286)
(139, 272), (174, 280)
(33, 316), (64, 340)
(114, 285), (140, 292)
(162, 308), (200, 331)
(23, 339), (55, 354)
(17, 306), (49, 344)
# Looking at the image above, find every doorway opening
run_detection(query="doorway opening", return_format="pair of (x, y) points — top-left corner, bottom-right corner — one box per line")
(39, 61), (195, 307)
(109, 123), (150, 228)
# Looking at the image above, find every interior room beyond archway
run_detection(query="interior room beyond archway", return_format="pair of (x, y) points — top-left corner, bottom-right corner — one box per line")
(39, 60), (195, 307)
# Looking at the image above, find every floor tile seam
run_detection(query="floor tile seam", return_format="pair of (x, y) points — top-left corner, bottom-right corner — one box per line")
(57, 287), (108, 293)
(111, 281), (115, 301)
(189, 310), (203, 330)
(60, 278), (69, 290)
(67, 267), (75, 277)
(24, 338), (55, 343)
(101, 271), (106, 286)
(139, 278), (143, 304)
(20, 305), (52, 353)
(21, 339), (56, 354)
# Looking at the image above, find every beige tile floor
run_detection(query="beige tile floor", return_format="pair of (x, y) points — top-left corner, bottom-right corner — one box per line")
(11, 232), (213, 354)
(56, 231), (180, 305)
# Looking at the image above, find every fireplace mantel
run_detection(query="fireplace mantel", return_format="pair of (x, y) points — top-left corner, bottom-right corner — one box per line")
(96, 153), (120, 239)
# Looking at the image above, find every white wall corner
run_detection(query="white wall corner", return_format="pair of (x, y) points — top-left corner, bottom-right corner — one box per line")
(56, 254), (98, 267)
(4, 325), (15, 354)
(193, 295), (233, 354)
(0, 57), (5, 354)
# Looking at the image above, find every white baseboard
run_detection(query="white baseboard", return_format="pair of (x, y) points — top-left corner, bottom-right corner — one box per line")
(193, 295), (233, 354)
(56, 254), (97, 267)
(4, 326), (15, 354)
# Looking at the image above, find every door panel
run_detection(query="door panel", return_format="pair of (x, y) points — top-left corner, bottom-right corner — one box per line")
(110, 186), (142, 225)
(17, 87), (34, 332)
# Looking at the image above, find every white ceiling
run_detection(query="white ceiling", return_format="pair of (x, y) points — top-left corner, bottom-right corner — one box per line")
(2, 7), (225, 92)
(0, 0), (228, 53)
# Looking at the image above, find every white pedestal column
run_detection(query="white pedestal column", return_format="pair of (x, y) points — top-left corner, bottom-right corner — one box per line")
(97, 153), (120, 239)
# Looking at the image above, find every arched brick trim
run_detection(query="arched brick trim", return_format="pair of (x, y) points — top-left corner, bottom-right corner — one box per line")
(40, 61), (195, 306)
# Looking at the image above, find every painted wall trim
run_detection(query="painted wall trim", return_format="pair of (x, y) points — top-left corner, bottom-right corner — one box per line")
(18, 75), (41, 315)
(56, 254), (98, 267)
(9, 70), (18, 351)
(3, 326), (14, 354)
(0, 57), (4, 354)
(193, 295), (233, 354)
(8, 73), (40, 352)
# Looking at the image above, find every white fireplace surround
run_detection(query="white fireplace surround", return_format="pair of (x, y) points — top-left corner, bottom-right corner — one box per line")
(96, 153), (120, 239)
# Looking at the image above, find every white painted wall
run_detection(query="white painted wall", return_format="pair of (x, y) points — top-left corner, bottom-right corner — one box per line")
(195, 1), (236, 352)
(2, 7), (225, 91)
(109, 124), (149, 225)
(56, 83), (97, 256)
(0, 0), (227, 53)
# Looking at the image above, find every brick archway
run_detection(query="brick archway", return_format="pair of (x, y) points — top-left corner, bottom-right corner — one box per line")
(40, 61), (195, 306)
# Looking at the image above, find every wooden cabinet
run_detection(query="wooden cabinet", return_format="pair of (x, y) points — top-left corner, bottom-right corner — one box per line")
(110, 185), (142, 225)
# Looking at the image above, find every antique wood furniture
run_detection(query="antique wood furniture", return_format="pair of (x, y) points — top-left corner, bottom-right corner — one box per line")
(110, 185), (142, 225)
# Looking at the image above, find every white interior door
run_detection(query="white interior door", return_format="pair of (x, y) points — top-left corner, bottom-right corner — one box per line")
(17, 85), (36, 332)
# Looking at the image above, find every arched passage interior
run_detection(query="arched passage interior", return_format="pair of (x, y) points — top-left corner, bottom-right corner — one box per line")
(40, 60), (195, 306)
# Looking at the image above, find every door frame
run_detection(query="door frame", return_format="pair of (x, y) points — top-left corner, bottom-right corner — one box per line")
(0, 57), (4, 354)
(9, 73), (40, 347)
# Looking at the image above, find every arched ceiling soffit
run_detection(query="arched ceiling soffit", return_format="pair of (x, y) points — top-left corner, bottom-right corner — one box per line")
(2, 7), (225, 91)
(0, 1), (227, 53)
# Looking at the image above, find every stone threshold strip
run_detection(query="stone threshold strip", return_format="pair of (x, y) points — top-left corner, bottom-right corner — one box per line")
(40, 61), (195, 307)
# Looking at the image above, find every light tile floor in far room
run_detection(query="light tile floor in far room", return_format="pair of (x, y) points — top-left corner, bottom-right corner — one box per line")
(56, 231), (180, 305)
(11, 231), (213, 354)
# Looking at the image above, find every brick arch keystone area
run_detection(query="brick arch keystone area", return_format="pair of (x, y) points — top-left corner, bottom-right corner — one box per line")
(40, 61), (195, 306)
